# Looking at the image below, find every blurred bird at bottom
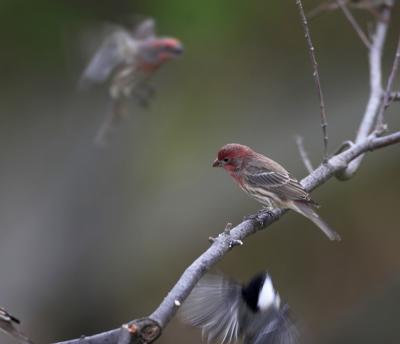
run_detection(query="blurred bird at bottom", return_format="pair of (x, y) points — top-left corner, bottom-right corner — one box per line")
(0, 308), (33, 344)
(180, 273), (298, 344)
(80, 18), (183, 145)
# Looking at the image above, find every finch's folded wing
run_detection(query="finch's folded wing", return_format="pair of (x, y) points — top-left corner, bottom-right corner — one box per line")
(180, 274), (242, 344)
(245, 171), (311, 202)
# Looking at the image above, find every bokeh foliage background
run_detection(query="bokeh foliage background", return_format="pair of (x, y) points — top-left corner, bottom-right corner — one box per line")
(0, 1), (399, 343)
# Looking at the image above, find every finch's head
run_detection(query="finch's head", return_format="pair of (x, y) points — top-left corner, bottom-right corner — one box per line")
(140, 38), (183, 68)
(213, 143), (254, 171)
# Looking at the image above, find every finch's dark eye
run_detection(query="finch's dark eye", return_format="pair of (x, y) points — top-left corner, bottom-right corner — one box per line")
(223, 158), (229, 163)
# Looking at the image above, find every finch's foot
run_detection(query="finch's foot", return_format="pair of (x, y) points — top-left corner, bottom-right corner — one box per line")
(243, 213), (264, 226)
(224, 222), (233, 233)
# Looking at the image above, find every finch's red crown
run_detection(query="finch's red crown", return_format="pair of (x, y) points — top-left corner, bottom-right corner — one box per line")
(149, 38), (183, 57)
(156, 38), (183, 52)
(139, 38), (183, 71)
(217, 143), (254, 161)
(213, 143), (254, 169)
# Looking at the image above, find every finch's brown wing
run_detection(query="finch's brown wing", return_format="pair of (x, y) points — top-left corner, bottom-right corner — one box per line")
(80, 30), (135, 85)
(133, 18), (156, 39)
(245, 171), (313, 203)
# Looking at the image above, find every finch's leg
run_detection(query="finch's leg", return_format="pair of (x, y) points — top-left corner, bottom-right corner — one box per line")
(132, 83), (156, 108)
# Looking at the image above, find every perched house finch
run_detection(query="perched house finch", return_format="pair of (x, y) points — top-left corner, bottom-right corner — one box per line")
(212, 143), (341, 241)
(80, 18), (183, 145)
(308, 0), (394, 18)
(0, 308), (33, 344)
(180, 272), (298, 344)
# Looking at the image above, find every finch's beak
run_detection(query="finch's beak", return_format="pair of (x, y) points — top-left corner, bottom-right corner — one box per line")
(212, 159), (222, 167)
(173, 43), (184, 55)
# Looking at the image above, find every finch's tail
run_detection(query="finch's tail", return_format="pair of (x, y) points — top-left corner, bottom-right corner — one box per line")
(292, 201), (341, 241)
(94, 98), (127, 146)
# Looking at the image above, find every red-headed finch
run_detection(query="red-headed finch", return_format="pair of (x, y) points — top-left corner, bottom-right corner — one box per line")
(0, 308), (33, 344)
(213, 143), (341, 241)
(80, 18), (183, 145)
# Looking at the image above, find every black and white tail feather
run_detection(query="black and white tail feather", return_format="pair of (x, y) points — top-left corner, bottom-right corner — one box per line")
(180, 273), (298, 344)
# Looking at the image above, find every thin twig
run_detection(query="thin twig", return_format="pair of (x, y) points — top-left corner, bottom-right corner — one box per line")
(295, 0), (329, 162)
(375, 33), (400, 131)
(336, 7), (391, 180)
(295, 136), (314, 173)
(53, 131), (400, 344)
(336, 0), (371, 49)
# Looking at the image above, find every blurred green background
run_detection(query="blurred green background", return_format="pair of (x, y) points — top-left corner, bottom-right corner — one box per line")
(0, 1), (399, 343)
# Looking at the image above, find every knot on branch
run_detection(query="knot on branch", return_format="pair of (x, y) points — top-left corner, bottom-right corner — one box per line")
(332, 141), (356, 181)
(118, 318), (161, 344)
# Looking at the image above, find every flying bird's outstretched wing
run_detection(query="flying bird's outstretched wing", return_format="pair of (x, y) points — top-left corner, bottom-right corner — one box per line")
(133, 18), (156, 39)
(80, 29), (136, 86)
(180, 274), (242, 344)
(247, 305), (298, 344)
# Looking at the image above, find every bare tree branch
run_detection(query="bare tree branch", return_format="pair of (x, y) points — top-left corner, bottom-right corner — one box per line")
(295, 136), (314, 173)
(375, 33), (400, 131)
(336, 7), (391, 180)
(295, 0), (329, 162)
(336, 0), (371, 48)
(53, 130), (400, 344)
(51, 5), (400, 344)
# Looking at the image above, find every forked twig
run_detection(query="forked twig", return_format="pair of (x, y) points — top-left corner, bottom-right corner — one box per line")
(336, 7), (391, 180)
(375, 33), (400, 132)
(295, 136), (314, 173)
(336, 0), (371, 48)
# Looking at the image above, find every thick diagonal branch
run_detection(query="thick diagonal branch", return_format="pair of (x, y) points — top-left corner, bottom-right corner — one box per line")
(54, 131), (400, 344)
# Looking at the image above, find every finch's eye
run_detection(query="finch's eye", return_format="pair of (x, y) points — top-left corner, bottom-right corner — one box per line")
(223, 157), (230, 163)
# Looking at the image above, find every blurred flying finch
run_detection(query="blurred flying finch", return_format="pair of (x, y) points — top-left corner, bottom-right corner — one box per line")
(213, 143), (341, 241)
(80, 18), (183, 145)
(0, 308), (33, 344)
(308, 0), (394, 18)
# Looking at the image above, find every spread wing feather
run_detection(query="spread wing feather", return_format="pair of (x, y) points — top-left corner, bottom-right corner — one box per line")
(180, 275), (242, 344)
(80, 30), (136, 85)
(133, 18), (156, 39)
(248, 305), (298, 344)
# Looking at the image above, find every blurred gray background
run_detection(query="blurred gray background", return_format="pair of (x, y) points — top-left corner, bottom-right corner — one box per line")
(0, 1), (399, 343)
